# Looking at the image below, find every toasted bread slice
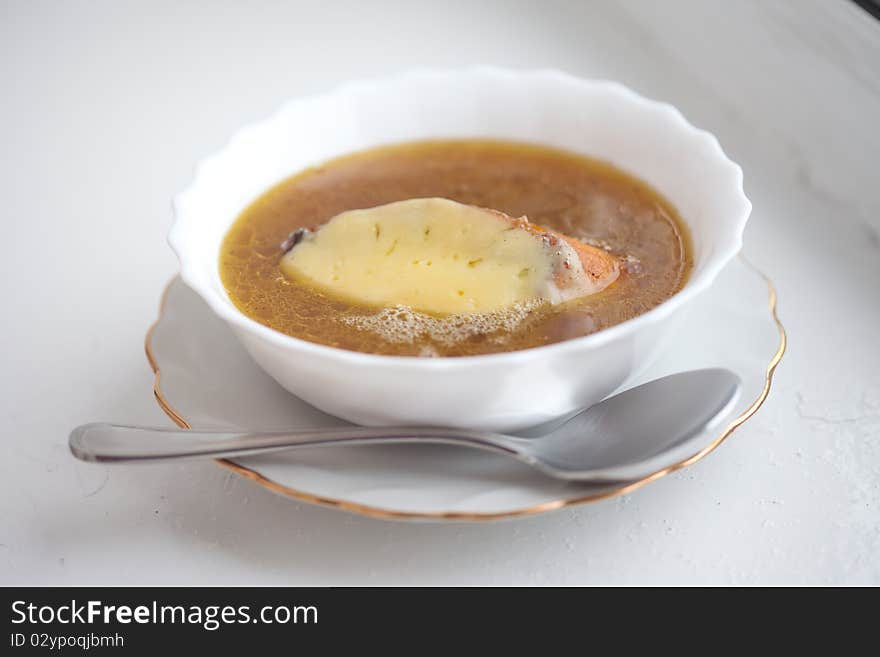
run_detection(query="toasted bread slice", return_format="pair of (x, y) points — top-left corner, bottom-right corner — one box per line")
(281, 198), (619, 314)
(481, 208), (620, 301)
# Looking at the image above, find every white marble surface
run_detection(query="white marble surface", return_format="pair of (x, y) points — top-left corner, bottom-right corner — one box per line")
(1, 0), (877, 585)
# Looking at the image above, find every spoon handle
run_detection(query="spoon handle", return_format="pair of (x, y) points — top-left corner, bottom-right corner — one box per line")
(69, 423), (516, 464)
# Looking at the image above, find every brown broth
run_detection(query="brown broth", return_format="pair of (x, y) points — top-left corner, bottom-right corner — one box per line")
(219, 139), (692, 356)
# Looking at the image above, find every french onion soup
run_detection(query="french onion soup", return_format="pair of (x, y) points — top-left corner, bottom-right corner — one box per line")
(219, 139), (692, 357)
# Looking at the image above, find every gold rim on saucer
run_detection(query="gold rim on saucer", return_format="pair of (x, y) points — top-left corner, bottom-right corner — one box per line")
(145, 255), (786, 521)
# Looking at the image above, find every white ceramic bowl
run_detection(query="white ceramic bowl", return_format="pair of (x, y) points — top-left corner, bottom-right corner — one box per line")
(170, 68), (750, 431)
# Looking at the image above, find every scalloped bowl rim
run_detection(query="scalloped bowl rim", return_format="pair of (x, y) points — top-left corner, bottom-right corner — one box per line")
(169, 67), (750, 370)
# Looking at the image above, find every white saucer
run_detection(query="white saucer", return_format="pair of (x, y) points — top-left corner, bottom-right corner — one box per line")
(147, 256), (784, 521)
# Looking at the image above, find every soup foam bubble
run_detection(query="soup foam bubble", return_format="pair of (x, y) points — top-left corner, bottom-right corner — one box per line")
(340, 299), (546, 346)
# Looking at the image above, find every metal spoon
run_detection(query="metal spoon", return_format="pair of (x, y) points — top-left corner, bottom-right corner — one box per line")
(69, 369), (739, 483)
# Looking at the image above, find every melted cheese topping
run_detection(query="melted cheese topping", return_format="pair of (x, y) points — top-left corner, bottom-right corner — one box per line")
(280, 198), (617, 315)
